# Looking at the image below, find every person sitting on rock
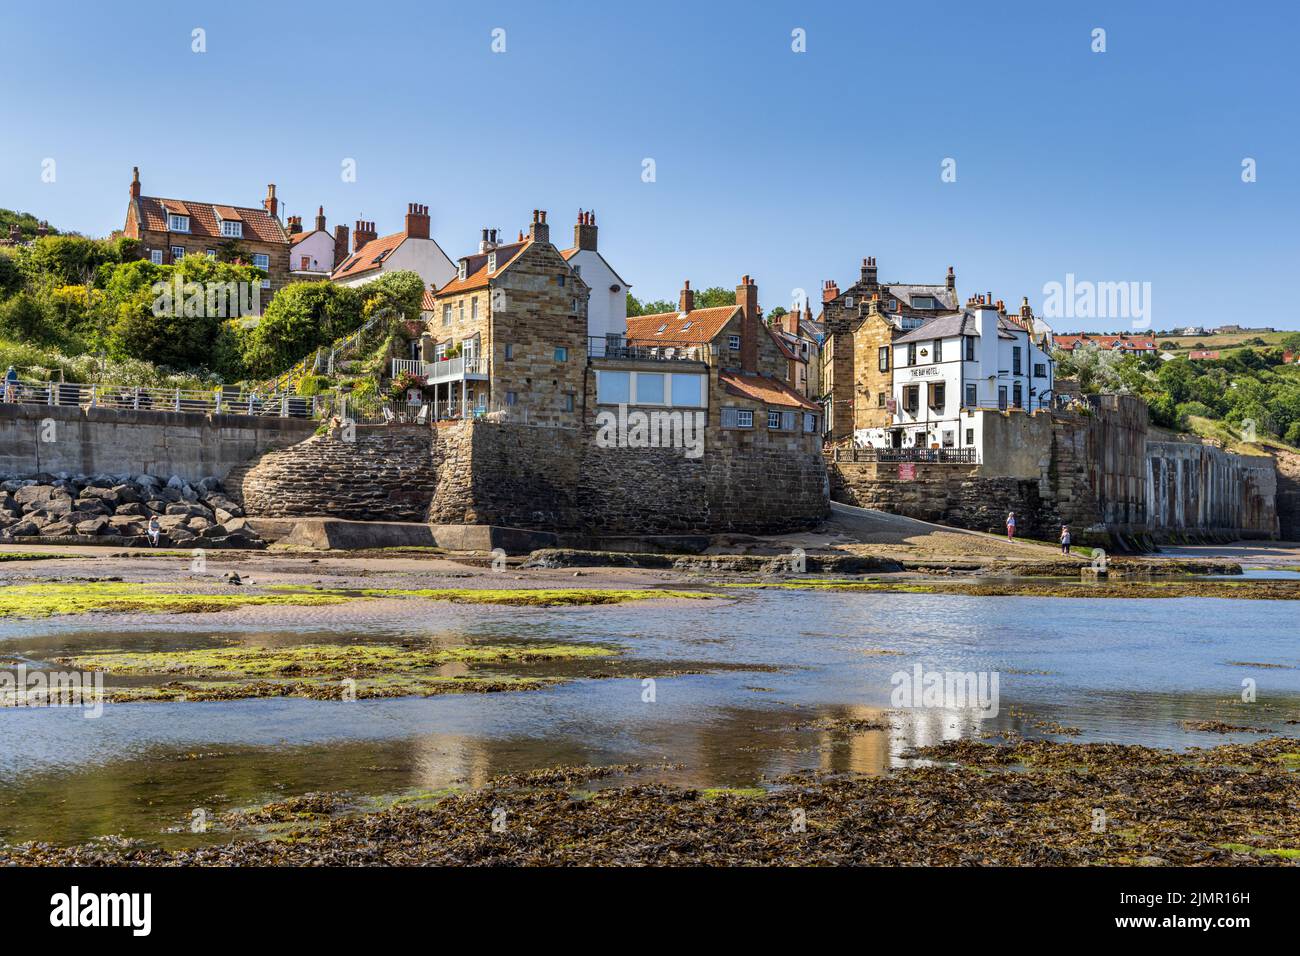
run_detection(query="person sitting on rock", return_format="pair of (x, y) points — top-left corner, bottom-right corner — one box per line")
(146, 515), (161, 548)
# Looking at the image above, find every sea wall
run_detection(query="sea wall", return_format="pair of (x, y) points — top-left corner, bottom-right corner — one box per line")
(1146, 442), (1277, 539)
(231, 418), (830, 535)
(0, 402), (317, 484)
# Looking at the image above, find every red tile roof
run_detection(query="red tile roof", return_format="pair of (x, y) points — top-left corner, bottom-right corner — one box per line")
(627, 305), (739, 345)
(135, 195), (285, 244)
(331, 231), (407, 280)
(433, 240), (531, 296)
(1189, 350), (1221, 360)
(289, 228), (327, 247)
(1054, 334), (1157, 352)
(718, 370), (818, 410)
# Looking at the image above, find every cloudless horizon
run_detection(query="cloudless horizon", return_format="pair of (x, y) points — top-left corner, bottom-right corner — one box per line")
(2, 0), (1296, 332)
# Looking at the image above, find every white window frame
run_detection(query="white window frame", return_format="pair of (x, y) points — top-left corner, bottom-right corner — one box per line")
(728, 334), (741, 350)
(766, 410), (781, 429)
(220, 220), (242, 238)
(170, 245), (184, 261)
(149, 249), (163, 265)
(442, 305), (452, 327)
(168, 214), (190, 232)
(251, 253), (270, 270)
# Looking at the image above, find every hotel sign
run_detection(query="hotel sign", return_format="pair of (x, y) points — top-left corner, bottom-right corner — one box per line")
(908, 366), (943, 379)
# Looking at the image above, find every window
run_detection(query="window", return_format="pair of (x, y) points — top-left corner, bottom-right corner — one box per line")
(150, 249), (163, 265)
(220, 220), (242, 238)
(669, 373), (704, 407)
(487, 252), (497, 272)
(906, 343), (917, 366)
(506, 391), (517, 406)
(903, 385), (919, 413)
(1012, 346), (1022, 375)
(503, 343), (514, 360)
(471, 298), (479, 320)
(456, 301), (464, 323)
(964, 383), (977, 407)
(803, 413), (817, 433)
(998, 386), (1008, 410)
(252, 253), (270, 270)
(877, 392), (887, 407)
(728, 335), (741, 350)
(878, 346), (889, 372)
(932, 339), (942, 362)
(168, 214), (190, 232)
(965, 428), (975, 445)
(721, 408), (753, 429)
(564, 393), (575, 412)
(442, 305), (452, 327)
(457, 261), (468, 280)
(300, 256), (311, 270)
(557, 275), (566, 287)
(634, 372), (665, 404)
(596, 370), (631, 404)
(767, 410), (782, 429)
(964, 336), (976, 361)
(170, 245), (184, 261)
(929, 382), (945, 411)
(571, 297), (579, 313)
(1012, 383), (1023, 409)
(844, 296), (855, 308)
(941, 430), (955, 448)
(206, 250), (216, 258)
(553, 346), (568, 362)
(1033, 362), (1047, 378)
(914, 296), (935, 310)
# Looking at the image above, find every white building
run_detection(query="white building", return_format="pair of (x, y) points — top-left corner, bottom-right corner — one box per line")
(857, 297), (1054, 457)
(287, 207), (338, 279)
(558, 210), (629, 342)
(331, 203), (456, 291)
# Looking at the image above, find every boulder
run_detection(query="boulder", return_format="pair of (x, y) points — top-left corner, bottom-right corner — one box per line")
(42, 521), (74, 536)
(115, 502), (148, 517)
(156, 514), (190, 530)
(165, 502), (214, 520)
(188, 517), (213, 532)
(75, 517), (111, 536)
(14, 485), (70, 507)
(109, 484), (142, 504)
(204, 495), (243, 517)
(108, 516), (146, 536)
(197, 477), (222, 493)
(6, 519), (40, 537)
(72, 498), (112, 516)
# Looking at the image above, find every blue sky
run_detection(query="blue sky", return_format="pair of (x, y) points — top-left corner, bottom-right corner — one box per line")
(2, 0), (1296, 332)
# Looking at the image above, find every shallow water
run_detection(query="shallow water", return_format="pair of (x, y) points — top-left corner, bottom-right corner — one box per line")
(1, 590), (1297, 845)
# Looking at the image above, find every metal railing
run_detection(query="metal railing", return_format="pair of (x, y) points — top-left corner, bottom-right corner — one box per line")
(390, 356), (487, 381)
(832, 446), (978, 464)
(1, 379), (320, 419)
(588, 336), (708, 362)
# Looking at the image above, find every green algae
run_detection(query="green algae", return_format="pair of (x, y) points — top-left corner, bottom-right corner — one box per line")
(699, 787), (767, 799)
(0, 552), (69, 562)
(273, 585), (713, 607)
(100, 674), (557, 703)
(0, 582), (352, 619)
(56, 641), (619, 679)
(1217, 843), (1300, 859)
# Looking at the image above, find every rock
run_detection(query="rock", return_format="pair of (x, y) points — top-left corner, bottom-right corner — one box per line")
(198, 477), (222, 492)
(75, 517), (111, 536)
(42, 521), (74, 536)
(166, 475), (185, 490)
(115, 502), (148, 517)
(214, 508), (236, 523)
(144, 499), (168, 514)
(6, 519), (40, 537)
(27, 497), (73, 517)
(222, 517), (251, 533)
(188, 517), (213, 532)
(220, 570), (242, 585)
(166, 502), (214, 520)
(14, 485), (70, 507)
(72, 499), (112, 516)
(110, 484), (141, 504)
(156, 514), (190, 530)
(108, 516), (145, 536)
(167, 527), (196, 543)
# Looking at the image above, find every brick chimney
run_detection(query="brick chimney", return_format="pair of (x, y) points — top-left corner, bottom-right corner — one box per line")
(678, 280), (694, 314)
(35, 221), (48, 239)
(130, 166), (141, 200)
(315, 206), (327, 233)
(287, 216), (303, 235)
(479, 228), (500, 254)
(736, 275), (759, 373)
(353, 220), (377, 252)
(946, 265), (956, 293)
(528, 209), (549, 244)
(7, 224), (20, 244)
(334, 224), (350, 263)
(822, 279), (840, 303)
(404, 203), (430, 240)
(263, 184), (278, 218)
(574, 209), (598, 251)
(861, 256), (878, 286)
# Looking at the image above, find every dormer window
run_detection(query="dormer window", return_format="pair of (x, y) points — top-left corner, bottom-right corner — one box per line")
(457, 261), (468, 280)
(656, 323), (668, 334)
(913, 296), (935, 309)
(168, 214), (190, 232)
(220, 220), (242, 238)
(487, 252), (497, 272)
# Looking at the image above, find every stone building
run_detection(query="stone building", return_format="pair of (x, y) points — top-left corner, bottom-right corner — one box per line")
(121, 166), (291, 302)
(419, 210), (589, 424)
(818, 257), (957, 443)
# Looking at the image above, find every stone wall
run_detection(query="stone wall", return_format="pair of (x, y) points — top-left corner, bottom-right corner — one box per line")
(234, 417), (829, 536)
(1146, 442), (1277, 539)
(0, 403), (316, 484)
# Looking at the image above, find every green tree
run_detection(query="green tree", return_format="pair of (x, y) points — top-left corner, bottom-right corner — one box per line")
(0, 251), (21, 298)
(239, 281), (364, 378)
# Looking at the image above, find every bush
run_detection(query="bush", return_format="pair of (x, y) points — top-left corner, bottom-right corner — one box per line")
(1285, 421), (1300, 448)
(0, 250), (21, 298)
(239, 281), (364, 379)
(0, 292), (61, 345)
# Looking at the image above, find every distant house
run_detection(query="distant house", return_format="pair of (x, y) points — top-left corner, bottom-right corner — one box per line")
(1189, 350), (1221, 361)
(1053, 333), (1157, 353)
(331, 203), (456, 291)
(120, 166), (290, 301)
(286, 207), (347, 281)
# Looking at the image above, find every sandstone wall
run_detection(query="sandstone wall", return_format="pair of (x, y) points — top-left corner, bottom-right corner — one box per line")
(1146, 442), (1277, 539)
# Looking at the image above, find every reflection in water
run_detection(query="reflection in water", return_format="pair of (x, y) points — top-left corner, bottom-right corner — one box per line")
(1, 589), (1297, 845)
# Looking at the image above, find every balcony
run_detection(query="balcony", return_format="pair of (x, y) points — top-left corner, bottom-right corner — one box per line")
(390, 356), (488, 384)
(831, 446), (978, 464)
(588, 336), (707, 363)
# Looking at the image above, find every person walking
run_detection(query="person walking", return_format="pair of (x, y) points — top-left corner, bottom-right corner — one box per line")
(3, 365), (17, 403)
(1005, 511), (1017, 542)
(146, 515), (161, 548)
(1060, 525), (1072, 555)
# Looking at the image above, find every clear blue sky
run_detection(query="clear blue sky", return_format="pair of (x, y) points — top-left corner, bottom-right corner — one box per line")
(2, 0), (1296, 332)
